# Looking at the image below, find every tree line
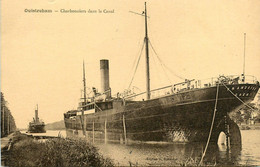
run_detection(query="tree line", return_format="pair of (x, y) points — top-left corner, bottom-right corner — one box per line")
(230, 102), (260, 125)
(1, 92), (17, 137)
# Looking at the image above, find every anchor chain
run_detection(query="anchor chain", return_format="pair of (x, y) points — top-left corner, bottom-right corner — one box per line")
(224, 115), (230, 151)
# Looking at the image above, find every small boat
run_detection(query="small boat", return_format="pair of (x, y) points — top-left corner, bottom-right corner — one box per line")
(28, 105), (46, 133)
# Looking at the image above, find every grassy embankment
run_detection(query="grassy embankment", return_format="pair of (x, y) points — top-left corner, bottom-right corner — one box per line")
(5, 132), (114, 167)
(4, 132), (217, 167)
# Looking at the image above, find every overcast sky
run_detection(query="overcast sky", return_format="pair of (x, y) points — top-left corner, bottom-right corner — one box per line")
(2, 0), (260, 128)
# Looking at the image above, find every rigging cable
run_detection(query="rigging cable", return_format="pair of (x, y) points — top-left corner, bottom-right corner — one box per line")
(199, 83), (220, 166)
(128, 40), (145, 90)
(123, 16), (145, 90)
(145, 21), (178, 82)
(125, 46), (141, 88)
(148, 40), (172, 83)
(146, 19), (185, 81)
(150, 47), (162, 83)
(222, 83), (257, 112)
(148, 40), (185, 81)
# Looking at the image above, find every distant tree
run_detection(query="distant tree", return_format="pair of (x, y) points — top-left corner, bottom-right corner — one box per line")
(1, 92), (17, 137)
(230, 110), (243, 125)
(240, 103), (257, 124)
(230, 103), (257, 124)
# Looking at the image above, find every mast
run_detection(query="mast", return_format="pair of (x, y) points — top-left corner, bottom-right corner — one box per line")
(35, 104), (39, 123)
(82, 61), (86, 136)
(242, 33), (246, 82)
(83, 61), (87, 107)
(144, 2), (151, 100)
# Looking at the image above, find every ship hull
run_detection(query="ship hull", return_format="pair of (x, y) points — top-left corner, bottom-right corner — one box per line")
(28, 124), (46, 133)
(64, 83), (259, 143)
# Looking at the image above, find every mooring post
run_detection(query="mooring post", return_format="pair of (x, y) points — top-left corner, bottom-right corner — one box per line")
(84, 116), (87, 138)
(105, 119), (107, 144)
(123, 114), (127, 144)
(80, 115), (85, 137)
(92, 120), (95, 143)
(82, 114), (86, 136)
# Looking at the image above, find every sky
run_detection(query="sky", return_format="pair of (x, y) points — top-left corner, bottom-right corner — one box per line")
(1, 0), (260, 128)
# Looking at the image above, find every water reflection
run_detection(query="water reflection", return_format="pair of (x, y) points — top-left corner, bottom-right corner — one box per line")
(96, 131), (260, 166)
(95, 142), (242, 166)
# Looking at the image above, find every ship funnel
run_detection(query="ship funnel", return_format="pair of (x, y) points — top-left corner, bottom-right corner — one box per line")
(100, 59), (111, 99)
(35, 105), (39, 123)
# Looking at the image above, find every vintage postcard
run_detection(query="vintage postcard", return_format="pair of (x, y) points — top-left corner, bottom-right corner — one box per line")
(1, 0), (260, 166)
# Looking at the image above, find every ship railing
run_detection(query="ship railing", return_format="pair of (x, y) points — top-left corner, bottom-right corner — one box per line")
(123, 75), (258, 101)
(123, 82), (190, 101)
(197, 75), (258, 88)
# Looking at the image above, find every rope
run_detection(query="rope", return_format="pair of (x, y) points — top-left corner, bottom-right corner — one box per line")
(150, 49), (162, 82)
(128, 40), (145, 89)
(94, 103), (102, 112)
(199, 83), (220, 166)
(148, 40), (185, 80)
(123, 16), (144, 89)
(149, 40), (172, 83)
(128, 41), (144, 83)
(222, 83), (256, 112)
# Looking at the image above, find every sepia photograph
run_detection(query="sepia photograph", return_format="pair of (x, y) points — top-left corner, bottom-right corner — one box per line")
(1, 0), (260, 166)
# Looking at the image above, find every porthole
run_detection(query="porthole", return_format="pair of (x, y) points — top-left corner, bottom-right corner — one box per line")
(241, 86), (244, 89)
(237, 87), (240, 90)
(246, 93), (249, 96)
(248, 86), (250, 89)
(245, 86), (247, 89)
(239, 93), (242, 96)
(232, 87), (235, 90)
(243, 93), (245, 96)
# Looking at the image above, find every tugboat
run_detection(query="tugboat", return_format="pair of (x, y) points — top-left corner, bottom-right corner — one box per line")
(28, 105), (46, 133)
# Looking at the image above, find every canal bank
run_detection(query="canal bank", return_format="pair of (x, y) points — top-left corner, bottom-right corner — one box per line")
(3, 130), (260, 166)
(1, 133), (15, 166)
(239, 124), (260, 130)
(1, 131), (114, 167)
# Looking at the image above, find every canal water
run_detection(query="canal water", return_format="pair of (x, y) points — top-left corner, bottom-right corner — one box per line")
(95, 130), (260, 166)
(25, 130), (260, 166)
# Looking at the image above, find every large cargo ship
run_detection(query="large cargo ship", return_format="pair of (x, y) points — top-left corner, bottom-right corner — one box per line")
(64, 3), (259, 146)
(28, 105), (46, 133)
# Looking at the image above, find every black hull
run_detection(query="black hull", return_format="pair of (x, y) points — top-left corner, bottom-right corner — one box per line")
(64, 83), (259, 143)
(28, 124), (46, 133)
